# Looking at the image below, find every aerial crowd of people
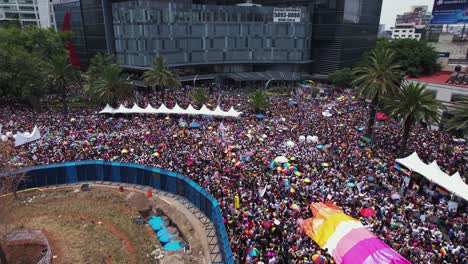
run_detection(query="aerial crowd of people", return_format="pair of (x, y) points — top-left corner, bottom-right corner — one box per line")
(1, 84), (466, 264)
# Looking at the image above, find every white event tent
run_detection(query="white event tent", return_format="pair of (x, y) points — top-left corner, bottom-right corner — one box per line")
(15, 125), (41, 147)
(99, 103), (242, 117)
(396, 152), (468, 201)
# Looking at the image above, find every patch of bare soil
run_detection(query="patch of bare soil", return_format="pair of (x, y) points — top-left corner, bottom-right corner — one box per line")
(4, 243), (46, 264)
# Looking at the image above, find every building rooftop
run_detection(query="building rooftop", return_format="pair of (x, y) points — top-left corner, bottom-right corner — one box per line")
(406, 72), (468, 88)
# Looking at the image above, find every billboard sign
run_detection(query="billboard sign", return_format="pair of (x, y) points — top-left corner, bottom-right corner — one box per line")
(431, 0), (468, 24)
(273, 8), (301, 23)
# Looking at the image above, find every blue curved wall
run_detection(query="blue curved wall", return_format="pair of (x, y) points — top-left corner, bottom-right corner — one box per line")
(0, 161), (233, 264)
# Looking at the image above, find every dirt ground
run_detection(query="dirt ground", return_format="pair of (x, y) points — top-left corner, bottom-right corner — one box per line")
(0, 187), (159, 264)
(4, 243), (46, 264)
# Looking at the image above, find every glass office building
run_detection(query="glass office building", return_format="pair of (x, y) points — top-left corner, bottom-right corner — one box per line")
(254, 0), (383, 74)
(112, 1), (312, 70)
(53, 0), (382, 76)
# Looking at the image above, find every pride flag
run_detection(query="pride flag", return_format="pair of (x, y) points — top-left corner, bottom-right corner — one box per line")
(302, 203), (410, 264)
(393, 163), (411, 176)
(435, 186), (449, 196)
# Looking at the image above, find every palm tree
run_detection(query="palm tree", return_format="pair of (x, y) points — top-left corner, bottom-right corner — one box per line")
(352, 47), (402, 138)
(143, 57), (180, 102)
(43, 55), (80, 114)
(250, 90), (269, 113)
(87, 53), (115, 84)
(85, 64), (132, 106)
(383, 82), (444, 157)
(445, 98), (468, 134)
(190, 86), (209, 108)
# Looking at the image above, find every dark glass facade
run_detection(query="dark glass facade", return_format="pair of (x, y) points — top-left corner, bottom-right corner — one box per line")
(53, 0), (382, 75)
(53, 1), (89, 66)
(253, 0), (383, 74)
(112, 1), (312, 68)
(54, 0), (112, 67)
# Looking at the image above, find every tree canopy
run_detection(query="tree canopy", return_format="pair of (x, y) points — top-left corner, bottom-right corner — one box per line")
(85, 55), (132, 106)
(329, 68), (354, 88)
(375, 38), (441, 77)
(352, 47), (402, 137)
(383, 82), (444, 156)
(250, 90), (270, 113)
(0, 27), (69, 107)
(190, 87), (209, 107)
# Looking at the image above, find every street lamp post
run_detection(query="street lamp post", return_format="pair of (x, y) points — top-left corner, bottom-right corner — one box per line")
(193, 74), (199, 90)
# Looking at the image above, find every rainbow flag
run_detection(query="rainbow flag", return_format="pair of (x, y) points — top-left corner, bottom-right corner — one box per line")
(393, 163), (411, 176)
(302, 203), (410, 264)
(435, 186), (450, 196)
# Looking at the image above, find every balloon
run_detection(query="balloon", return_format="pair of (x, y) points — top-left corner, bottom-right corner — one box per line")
(286, 140), (295, 148)
(1, 135), (8, 142)
(6, 132), (13, 138)
(311, 136), (319, 143)
(306, 135), (313, 143)
(299, 135), (305, 142)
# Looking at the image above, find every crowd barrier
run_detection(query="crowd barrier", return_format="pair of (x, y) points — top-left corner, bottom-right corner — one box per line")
(0, 161), (234, 264)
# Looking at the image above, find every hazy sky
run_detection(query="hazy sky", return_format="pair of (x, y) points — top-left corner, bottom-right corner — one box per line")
(380, 0), (434, 29)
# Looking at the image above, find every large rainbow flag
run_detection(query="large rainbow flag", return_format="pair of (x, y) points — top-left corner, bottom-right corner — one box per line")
(302, 203), (410, 264)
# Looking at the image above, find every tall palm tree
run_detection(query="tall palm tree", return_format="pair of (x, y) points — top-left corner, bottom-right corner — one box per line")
(85, 64), (132, 106)
(445, 98), (468, 134)
(143, 57), (180, 102)
(383, 82), (444, 157)
(43, 55), (80, 114)
(352, 47), (402, 138)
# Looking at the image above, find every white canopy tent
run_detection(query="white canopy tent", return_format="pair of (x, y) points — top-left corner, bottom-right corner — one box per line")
(99, 104), (242, 117)
(396, 152), (468, 201)
(15, 125), (41, 147)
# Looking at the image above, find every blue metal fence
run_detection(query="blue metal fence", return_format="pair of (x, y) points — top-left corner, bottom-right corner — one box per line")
(0, 161), (234, 264)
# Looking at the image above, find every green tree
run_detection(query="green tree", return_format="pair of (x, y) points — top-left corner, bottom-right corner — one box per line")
(85, 64), (132, 106)
(43, 55), (80, 114)
(87, 53), (115, 85)
(383, 82), (444, 157)
(353, 47), (402, 138)
(374, 38), (441, 77)
(0, 27), (68, 107)
(445, 98), (468, 133)
(250, 90), (269, 113)
(143, 57), (180, 101)
(329, 68), (354, 88)
(190, 87), (209, 107)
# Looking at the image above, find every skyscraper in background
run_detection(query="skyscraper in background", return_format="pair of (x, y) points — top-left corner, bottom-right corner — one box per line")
(0, 0), (55, 28)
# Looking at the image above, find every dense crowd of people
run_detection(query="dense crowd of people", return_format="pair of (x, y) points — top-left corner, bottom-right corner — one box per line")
(1, 84), (467, 264)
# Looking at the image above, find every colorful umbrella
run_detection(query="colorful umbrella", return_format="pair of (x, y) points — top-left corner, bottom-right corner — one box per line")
(290, 204), (299, 210)
(255, 114), (265, 119)
(321, 162), (329, 167)
(391, 193), (401, 200)
(367, 176), (375, 182)
(190, 122), (201, 128)
(303, 178), (312, 183)
(121, 149), (128, 154)
(360, 208), (376, 217)
(248, 247), (261, 257)
(312, 254), (324, 264)
(376, 112), (388, 121)
(347, 182), (355, 187)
